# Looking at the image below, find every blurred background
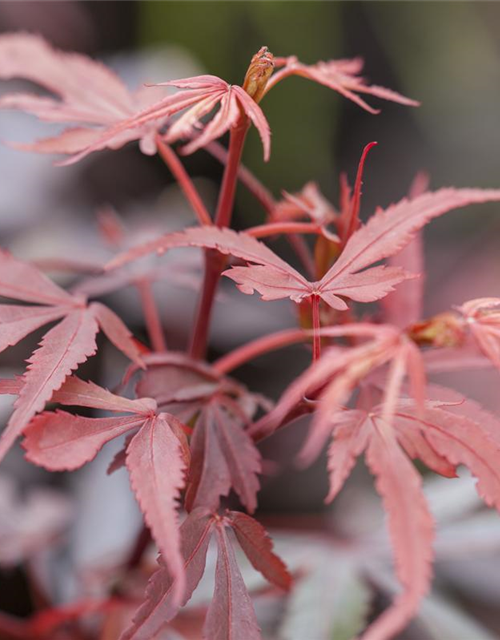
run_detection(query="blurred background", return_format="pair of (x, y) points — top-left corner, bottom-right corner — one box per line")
(1, 2), (500, 638)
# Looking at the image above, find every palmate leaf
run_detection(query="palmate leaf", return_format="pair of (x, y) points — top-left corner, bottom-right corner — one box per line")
(22, 378), (190, 611)
(133, 351), (263, 515)
(107, 188), (500, 312)
(0, 308), (100, 462)
(268, 55), (419, 114)
(122, 510), (291, 640)
(0, 251), (144, 462)
(23, 378), (191, 602)
(186, 402), (261, 514)
(0, 33), (174, 157)
(122, 509), (215, 640)
(205, 523), (261, 640)
(317, 390), (500, 640)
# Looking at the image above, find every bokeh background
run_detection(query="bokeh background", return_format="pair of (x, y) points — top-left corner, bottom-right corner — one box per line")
(1, 2), (500, 638)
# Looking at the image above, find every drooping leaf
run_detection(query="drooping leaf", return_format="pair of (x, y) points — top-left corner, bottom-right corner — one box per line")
(362, 424), (434, 640)
(204, 523), (261, 640)
(126, 414), (187, 607)
(268, 55), (419, 114)
(187, 403), (261, 514)
(226, 511), (292, 591)
(0, 33), (171, 157)
(122, 509), (215, 640)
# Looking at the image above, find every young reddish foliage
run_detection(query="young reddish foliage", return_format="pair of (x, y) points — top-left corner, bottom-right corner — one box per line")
(2, 34), (500, 640)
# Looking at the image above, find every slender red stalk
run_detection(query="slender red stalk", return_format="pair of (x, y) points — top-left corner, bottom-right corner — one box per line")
(205, 140), (276, 213)
(312, 294), (321, 361)
(156, 136), (212, 226)
(247, 221), (322, 239)
(214, 120), (249, 228)
(204, 140), (315, 277)
(342, 141), (377, 243)
(213, 328), (306, 374)
(189, 250), (227, 359)
(189, 118), (250, 359)
(135, 279), (167, 352)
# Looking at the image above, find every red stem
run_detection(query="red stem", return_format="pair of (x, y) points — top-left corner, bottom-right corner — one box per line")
(205, 140), (276, 213)
(136, 279), (167, 352)
(189, 118), (250, 359)
(189, 250), (226, 359)
(204, 138), (315, 278)
(213, 328), (306, 374)
(156, 136), (212, 226)
(312, 295), (321, 361)
(214, 120), (249, 228)
(247, 221), (322, 239)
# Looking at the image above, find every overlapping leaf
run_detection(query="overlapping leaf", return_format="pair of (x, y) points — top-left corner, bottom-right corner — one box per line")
(0, 251), (143, 462)
(312, 389), (500, 639)
(0, 33), (172, 156)
(122, 509), (291, 640)
(134, 352), (263, 514)
(22, 375), (188, 606)
(107, 188), (500, 312)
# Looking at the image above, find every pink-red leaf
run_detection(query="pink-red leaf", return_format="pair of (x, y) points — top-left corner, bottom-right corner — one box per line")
(187, 404), (261, 514)
(204, 523), (261, 640)
(325, 410), (371, 503)
(226, 511), (292, 591)
(0, 250), (74, 305)
(51, 376), (156, 415)
(23, 411), (145, 471)
(362, 424), (434, 640)
(122, 509), (215, 640)
(0, 308), (99, 462)
(402, 405), (500, 512)
(321, 189), (500, 293)
(0, 304), (68, 353)
(126, 414), (187, 607)
(90, 302), (144, 367)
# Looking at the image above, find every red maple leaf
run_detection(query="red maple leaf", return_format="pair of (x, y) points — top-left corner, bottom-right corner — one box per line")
(22, 375), (189, 607)
(122, 508), (291, 640)
(0, 33), (172, 156)
(320, 387), (500, 640)
(266, 55), (419, 114)
(0, 250), (143, 462)
(107, 188), (500, 313)
(134, 352), (265, 514)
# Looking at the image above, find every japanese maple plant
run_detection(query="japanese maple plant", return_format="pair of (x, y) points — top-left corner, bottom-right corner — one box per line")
(1, 33), (500, 640)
